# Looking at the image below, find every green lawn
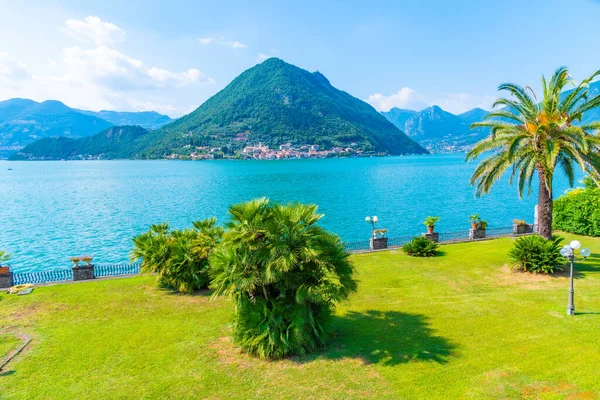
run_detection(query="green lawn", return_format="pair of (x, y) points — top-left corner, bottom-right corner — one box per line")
(2, 235), (600, 399)
(0, 334), (21, 361)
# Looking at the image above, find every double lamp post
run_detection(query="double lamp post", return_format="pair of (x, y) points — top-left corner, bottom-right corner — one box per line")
(560, 240), (591, 316)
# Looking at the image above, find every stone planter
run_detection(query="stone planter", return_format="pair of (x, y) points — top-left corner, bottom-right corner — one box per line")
(370, 237), (388, 250)
(72, 265), (95, 281)
(0, 271), (14, 289)
(513, 224), (527, 235)
(422, 232), (439, 243)
(469, 228), (486, 240)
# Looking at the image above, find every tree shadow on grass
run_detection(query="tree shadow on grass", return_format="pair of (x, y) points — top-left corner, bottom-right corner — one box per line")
(162, 287), (213, 297)
(301, 310), (456, 366)
(549, 254), (600, 279)
(573, 254), (600, 273)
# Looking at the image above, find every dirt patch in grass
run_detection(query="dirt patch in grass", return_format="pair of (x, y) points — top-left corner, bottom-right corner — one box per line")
(209, 336), (254, 369)
(521, 381), (595, 399)
(208, 335), (397, 398)
(494, 265), (569, 289)
(470, 367), (596, 399)
(210, 335), (389, 378)
(7, 301), (46, 321)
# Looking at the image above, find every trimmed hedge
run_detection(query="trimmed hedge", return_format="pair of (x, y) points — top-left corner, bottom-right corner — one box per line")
(553, 178), (600, 237)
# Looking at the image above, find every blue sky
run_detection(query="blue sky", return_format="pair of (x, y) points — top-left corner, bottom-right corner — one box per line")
(1, 0), (600, 117)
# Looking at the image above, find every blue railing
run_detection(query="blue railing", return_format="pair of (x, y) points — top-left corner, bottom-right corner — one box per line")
(13, 268), (73, 285)
(94, 263), (140, 277)
(12, 263), (140, 285)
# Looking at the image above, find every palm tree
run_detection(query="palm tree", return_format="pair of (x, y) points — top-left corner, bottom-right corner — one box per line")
(467, 67), (600, 239)
(131, 218), (223, 293)
(210, 198), (357, 359)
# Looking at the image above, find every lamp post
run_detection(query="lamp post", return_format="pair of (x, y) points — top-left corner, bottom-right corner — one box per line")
(365, 216), (378, 238)
(560, 240), (591, 316)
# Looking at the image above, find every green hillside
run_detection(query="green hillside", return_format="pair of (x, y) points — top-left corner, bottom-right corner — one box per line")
(11, 59), (426, 159)
(138, 58), (426, 157)
(11, 126), (149, 160)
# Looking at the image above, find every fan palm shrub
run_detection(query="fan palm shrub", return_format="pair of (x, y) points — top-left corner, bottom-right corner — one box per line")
(508, 235), (564, 274)
(131, 218), (223, 293)
(210, 198), (357, 359)
(402, 236), (439, 257)
(467, 67), (600, 240)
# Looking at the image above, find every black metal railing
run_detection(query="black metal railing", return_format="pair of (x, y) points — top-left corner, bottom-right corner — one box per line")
(343, 224), (536, 252)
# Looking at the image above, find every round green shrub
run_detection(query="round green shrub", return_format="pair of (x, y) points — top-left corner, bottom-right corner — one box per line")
(507, 235), (565, 274)
(402, 236), (439, 257)
(209, 198), (357, 360)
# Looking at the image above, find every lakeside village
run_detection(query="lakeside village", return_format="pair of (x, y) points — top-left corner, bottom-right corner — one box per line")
(166, 142), (370, 160)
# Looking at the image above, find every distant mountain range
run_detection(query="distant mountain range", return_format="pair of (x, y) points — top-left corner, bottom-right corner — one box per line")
(12, 58), (426, 160)
(0, 98), (173, 149)
(381, 106), (491, 152)
(381, 80), (600, 153)
(12, 61), (600, 160)
(77, 109), (173, 130)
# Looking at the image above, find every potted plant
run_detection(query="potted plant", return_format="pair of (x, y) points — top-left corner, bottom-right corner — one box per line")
(469, 214), (481, 229)
(513, 219), (528, 234)
(423, 216), (440, 234)
(0, 251), (10, 274)
(469, 215), (487, 239)
(70, 256), (81, 267)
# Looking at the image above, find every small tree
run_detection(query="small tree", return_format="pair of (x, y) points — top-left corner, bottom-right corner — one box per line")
(210, 198), (357, 359)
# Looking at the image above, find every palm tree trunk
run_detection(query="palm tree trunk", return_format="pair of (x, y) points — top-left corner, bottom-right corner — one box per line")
(537, 169), (553, 240)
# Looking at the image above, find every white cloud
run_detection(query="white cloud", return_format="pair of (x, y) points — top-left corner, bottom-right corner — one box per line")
(0, 17), (214, 118)
(198, 36), (247, 49)
(62, 16), (125, 46)
(227, 40), (247, 49)
(367, 87), (494, 114)
(367, 87), (427, 112)
(256, 53), (269, 62)
(61, 46), (213, 91)
(0, 52), (31, 87)
(430, 92), (495, 114)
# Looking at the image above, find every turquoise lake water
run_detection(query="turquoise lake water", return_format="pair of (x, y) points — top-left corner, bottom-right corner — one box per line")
(0, 154), (577, 272)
